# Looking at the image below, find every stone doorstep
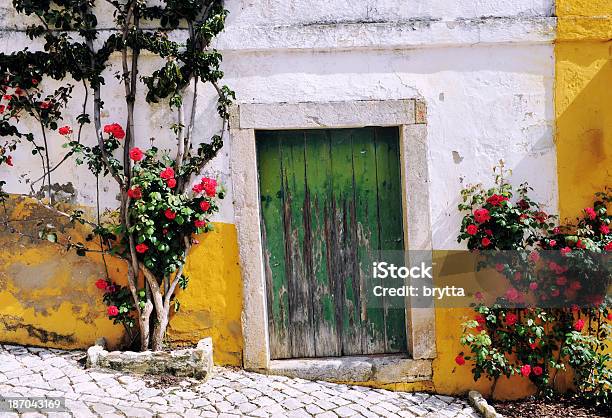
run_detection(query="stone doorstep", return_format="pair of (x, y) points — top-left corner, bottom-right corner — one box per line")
(263, 355), (433, 384)
(86, 337), (213, 380)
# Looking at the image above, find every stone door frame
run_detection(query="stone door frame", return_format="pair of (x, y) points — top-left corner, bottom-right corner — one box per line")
(230, 99), (436, 383)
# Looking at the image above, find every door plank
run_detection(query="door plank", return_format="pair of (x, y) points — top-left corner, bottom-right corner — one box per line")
(256, 132), (291, 359)
(350, 128), (386, 355)
(281, 132), (316, 358)
(304, 130), (340, 357)
(328, 129), (362, 355)
(374, 127), (408, 352)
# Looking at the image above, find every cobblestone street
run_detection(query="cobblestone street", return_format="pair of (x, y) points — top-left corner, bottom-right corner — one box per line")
(0, 345), (480, 417)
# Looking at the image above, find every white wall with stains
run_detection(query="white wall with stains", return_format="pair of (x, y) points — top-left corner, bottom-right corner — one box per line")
(0, 1), (558, 249)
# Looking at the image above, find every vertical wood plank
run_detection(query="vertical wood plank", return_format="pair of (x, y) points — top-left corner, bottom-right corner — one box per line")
(350, 128), (386, 355)
(256, 132), (291, 359)
(374, 127), (407, 352)
(328, 129), (362, 355)
(304, 130), (340, 357)
(281, 132), (316, 358)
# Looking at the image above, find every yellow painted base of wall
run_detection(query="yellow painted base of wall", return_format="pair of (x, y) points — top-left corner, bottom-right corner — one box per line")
(167, 222), (244, 366)
(0, 196), (243, 365)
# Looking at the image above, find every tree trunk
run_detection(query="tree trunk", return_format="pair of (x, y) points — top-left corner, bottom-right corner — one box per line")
(151, 308), (168, 351)
(139, 300), (153, 351)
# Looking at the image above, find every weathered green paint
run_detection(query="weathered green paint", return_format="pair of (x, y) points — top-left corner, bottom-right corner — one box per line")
(257, 127), (406, 359)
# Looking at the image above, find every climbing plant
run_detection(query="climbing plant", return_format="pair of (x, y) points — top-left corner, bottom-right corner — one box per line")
(455, 163), (611, 406)
(0, 0), (234, 351)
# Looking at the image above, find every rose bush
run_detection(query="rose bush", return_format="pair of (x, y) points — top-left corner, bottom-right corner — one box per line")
(456, 164), (610, 406)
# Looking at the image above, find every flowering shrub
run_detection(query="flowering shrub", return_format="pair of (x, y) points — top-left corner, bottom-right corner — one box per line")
(456, 164), (611, 406)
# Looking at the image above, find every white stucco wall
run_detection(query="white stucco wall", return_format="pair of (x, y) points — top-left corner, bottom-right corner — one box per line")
(0, 1), (558, 250)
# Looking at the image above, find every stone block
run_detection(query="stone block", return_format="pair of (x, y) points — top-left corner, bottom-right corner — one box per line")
(86, 338), (213, 380)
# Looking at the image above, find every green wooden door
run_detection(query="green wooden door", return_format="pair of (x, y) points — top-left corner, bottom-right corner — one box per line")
(256, 127), (406, 359)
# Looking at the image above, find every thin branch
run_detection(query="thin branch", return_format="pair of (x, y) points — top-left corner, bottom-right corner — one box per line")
(30, 80), (89, 189)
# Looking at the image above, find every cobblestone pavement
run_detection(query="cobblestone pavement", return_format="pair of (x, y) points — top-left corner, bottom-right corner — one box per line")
(0, 345), (480, 418)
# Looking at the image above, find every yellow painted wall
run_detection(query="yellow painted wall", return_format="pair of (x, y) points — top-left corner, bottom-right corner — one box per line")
(167, 222), (244, 366)
(0, 196), (243, 366)
(555, 0), (612, 220)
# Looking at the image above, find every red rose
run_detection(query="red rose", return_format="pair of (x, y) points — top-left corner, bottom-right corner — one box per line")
(194, 220), (206, 228)
(58, 126), (72, 135)
(32, 79), (38, 85)
(495, 263), (504, 272)
(535, 211), (548, 223)
(473, 208), (490, 224)
(576, 239), (585, 249)
(560, 247), (571, 256)
(14, 87), (24, 96)
(520, 364), (531, 377)
(39, 101), (51, 109)
(532, 366), (543, 376)
(529, 342), (538, 350)
(6, 156), (13, 166)
(505, 287), (519, 301)
(505, 312), (518, 326)
(127, 187), (142, 200)
(136, 243), (148, 253)
(160, 167), (175, 180)
(95, 278), (107, 290)
(3, 94), (12, 101)
(549, 239), (556, 247)
(529, 251), (540, 263)
(569, 281), (581, 291)
(129, 147), (144, 161)
(605, 242), (612, 251)
(607, 313), (612, 321)
(475, 315), (486, 325)
(555, 276), (567, 286)
(201, 177), (217, 197)
(200, 200), (211, 212)
(481, 237), (491, 247)
(486, 194), (508, 207)
(584, 207), (596, 220)
(455, 355), (465, 365)
(164, 209), (176, 220)
(517, 199), (530, 210)
(600, 225), (610, 234)
(192, 183), (204, 193)
(166, 178), (177, 189)
(529, 282), (538, 291)
(574, 319), (585, 332)
(485, 229), (493, 236)
(513, 271), (521, 281)
(466, 224), (478, 235)
(103, 123), (125, 139)
(107, 305), (119, 317)
(553, 227), (561, 234)
(0, 105), (5, 113)
(162, 228), (169, 235)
